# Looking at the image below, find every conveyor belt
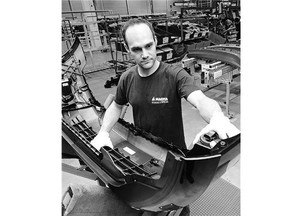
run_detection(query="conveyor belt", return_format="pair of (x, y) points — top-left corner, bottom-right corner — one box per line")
(207, 44), (240, 51)
(187, 49), (240, 68)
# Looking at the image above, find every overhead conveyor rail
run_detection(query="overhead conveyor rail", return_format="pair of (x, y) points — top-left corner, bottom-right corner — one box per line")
(187, 49), (240, 68)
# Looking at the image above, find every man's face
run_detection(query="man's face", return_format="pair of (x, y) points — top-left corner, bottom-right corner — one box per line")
(125, 23), (157, 70)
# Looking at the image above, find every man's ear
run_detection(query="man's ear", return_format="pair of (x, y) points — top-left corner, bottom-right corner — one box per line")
(154, 36), (158, 46)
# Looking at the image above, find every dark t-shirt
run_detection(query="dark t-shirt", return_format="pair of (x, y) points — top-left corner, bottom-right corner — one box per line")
(115, 62), (199, 149)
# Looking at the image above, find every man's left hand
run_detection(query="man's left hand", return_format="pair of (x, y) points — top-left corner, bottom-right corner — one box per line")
(192, 112), (240, 147)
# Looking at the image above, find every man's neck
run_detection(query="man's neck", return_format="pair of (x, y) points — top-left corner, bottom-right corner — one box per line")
(138, 60), (160, 77)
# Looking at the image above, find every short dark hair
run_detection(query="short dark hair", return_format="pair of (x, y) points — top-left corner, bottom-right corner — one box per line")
(121, 18), (156, 48)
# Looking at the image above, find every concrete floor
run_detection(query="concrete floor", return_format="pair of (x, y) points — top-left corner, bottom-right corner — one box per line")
(62, 49), (241, 212)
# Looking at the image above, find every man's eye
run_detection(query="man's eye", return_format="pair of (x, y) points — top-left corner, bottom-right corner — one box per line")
(132, 48), (141, 52)
(146, 44), (152, 49)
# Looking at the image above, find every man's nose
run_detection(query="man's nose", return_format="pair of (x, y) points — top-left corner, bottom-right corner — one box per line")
(142, 49), (149, 58)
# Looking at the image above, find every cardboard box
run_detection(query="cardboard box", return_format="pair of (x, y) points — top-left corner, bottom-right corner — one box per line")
(156, 49), (164, 61)
(208, 32), (226, 45)
(160, 47), (174, 60)
(186, 42), (197, 51)
(195, 41), (205, 49)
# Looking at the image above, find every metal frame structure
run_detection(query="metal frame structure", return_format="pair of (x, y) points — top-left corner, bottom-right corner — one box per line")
(187, 48), (240, 117)
(62, 9), (112, 65)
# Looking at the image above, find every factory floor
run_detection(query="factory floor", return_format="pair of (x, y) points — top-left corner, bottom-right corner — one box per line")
(62, 50), (241, 215)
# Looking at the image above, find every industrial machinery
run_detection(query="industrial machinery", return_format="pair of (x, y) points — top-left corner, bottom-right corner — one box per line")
(62, 37), (240, 213)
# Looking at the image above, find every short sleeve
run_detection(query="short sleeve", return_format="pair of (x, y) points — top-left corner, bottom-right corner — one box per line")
(176, 68), (201, 99)
(114, 72), (128, 105)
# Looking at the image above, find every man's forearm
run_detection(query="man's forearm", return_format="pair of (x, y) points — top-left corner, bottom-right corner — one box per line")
(187, 90), (222, 123)
(99, 101), (123, 133)
(197, 97), (222, 123)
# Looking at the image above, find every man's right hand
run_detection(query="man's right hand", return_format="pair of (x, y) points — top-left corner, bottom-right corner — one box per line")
(90, 131), (113, 151)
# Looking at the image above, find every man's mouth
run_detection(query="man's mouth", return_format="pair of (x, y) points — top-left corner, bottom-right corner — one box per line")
(141, 60), (151, 64)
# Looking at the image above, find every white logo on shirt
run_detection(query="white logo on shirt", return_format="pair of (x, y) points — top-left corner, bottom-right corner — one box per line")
(151, 97), (168, 104)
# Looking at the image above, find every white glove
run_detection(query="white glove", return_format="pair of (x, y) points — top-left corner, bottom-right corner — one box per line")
(192, 111), (240, 146)
(90, 131), (113, 151)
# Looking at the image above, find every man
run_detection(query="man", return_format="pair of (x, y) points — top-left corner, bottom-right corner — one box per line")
(90, 18), (240, 215)
(91, 18), (240, 150)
